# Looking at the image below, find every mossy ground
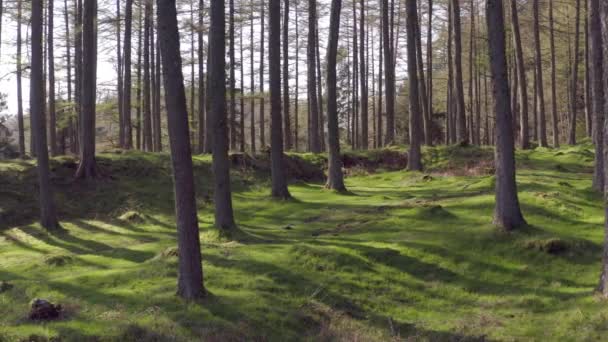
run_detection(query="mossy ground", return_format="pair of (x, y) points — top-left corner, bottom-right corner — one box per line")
(0, 143), (606, 341)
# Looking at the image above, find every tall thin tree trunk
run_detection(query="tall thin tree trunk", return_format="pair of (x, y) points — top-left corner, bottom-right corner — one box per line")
(452, 0), (466, 143)
(326, 0), (346, 191)
(549, 0), (559, 147)
(510, 0), (529, 149)
(269, 0), (291, 198)
(116, 0), (124, 148)
(249, 0), (256, 152)
(487, 0), (525, 230)
(48, 0), (57, 156)
(260, 0), (266, 148)
(294, 0), (300, 151)
(382, 0), (395, 144)
(533, 0), (547, 146)
(359, 0), (368, 149)
(123, 0), (133, 149)
(136, 6), (143, 150)
(568, 0), (581, 145)
(229, 0), (236, 150)
(197, 0), (205, 153)
(407, 0), (422, 170)
(416, 4), (430, 145)
(282, 0), (292, 150)
(32, 0), (59, 229)
(427, 0), (433, 143)
(157, 0), (205, 300)
(142, 0), (152, 151)
(17, 0), (25, 158)
(75, 0), (98, 179)
(307, 0), (320, 152)
(589, 0), (603, 192)
(209, 0), (236, 230)
(64, 0), (74, 154)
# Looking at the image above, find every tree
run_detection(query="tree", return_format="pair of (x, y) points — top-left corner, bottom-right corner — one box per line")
(142, 0), (153, 152)
(325, 0), (345, 192)
(116, 0), (124, 149)
(16, 0), (24, 158)
(510, 0), (529, 149)
(229, 0), (236, 150)
(549, 0), (558, 147)
(282, 0), (292, 150)
(486, 0), (525, 231)
(75, 0), (99, 179)
(31, 0), (59, 230)
(382, 0), (395, 144)
(568, 0), (581, 145)
(308, 0), (320, 153)
(156, 0), (205, 300)
(269, 0), (291, 199)
(590, 0), (603, 192)
(451, 0), (466, 143)
(123, 0), (134, 149)
(598, 0), (608, 296)
(208, 0), (236, 231)
(533, 0), (547, 147)
(48, 0), (58, 156)
(197, 0), (205, 153)
(359, 0), (368, 149)
(406, 0), (422, 171)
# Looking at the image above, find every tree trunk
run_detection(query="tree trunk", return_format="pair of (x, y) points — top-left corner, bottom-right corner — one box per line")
(240, 25), (245, 152)
(294, 0), (299, 151)
(142, 0), (152, 151)
(154, 29), (162, 151)
(568, 0), (581, 145)
(116, 0), (124, 149)
(510, 0), (529, 149)
(229, 0), (236, 150)
(427, 0), (433, 143)
(589, 0), (603, 192)
(359, 0), (368, 149)
(415, 3), (430, 145)
(406, 0), (422, 171)
(64, 0), (74, 154)
(307, 0), (320, 152)
(48, 0), (57, 156)
(486, 0), (526, 231)
(451, 0), (466, 143)
(136, 6), (143, 150)
(316, 20), (325, 151)
(249, 0), (255, 152)
(197, 0), (205, 153)
(75, 0), (98, 179)
(382, 0), (394, 144)
(269, 0), (291, 199)
(123, 0), (133, 149)
(209, 0), (236, 231)
(549, 0), (559, 147)
(533, 0), (548, 147)
(32, 0), (59, 230)
(260, 0), (266, 148)
(282, 0), (292, 150)
(156, 0), (205, 300)
(17, 0), (25, 158)
(598, 0), (608, 296)
(326, 0), (346, 192)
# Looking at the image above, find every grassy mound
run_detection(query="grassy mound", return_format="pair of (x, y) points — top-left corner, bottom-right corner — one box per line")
(0, 145), (605, 341)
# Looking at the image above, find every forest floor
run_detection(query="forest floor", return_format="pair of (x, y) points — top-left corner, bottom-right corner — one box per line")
(1, 142), (607, 341)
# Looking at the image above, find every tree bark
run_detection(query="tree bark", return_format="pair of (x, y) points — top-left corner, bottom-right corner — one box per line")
(282, 0), (292, 150)
(406, 0), (422, 171)
(75, 0), (98, 179)
(16, 0), (25, 158)
(486, 0), (526, 231)
(451, 0), (466, 143)
(269, 0), (291, 199)
(589, 0), (603, 192)
(116, 0), (124, 149)
(325, 0), (346, 192)
(598, 0), (608, 296)
(209, 0), (236, 230)
(568, 0), (581, 145)
(382, 0), (395, 144)
(260, 0), (266, 148)
(359, 0), (368, 149)
(549, 0), (559, 147)
(142, 0), (152, 151)
(533, 0), (547, 147)
(156, 0), (205, 300)
(197, 0), (205, 153)
(48, 0), (57, 156)
(307, 0), (320, 152)
(32, 0), (59, 230)
(510, 0), (529, 149)
(229, 0), (236, 150)
(123, 0), (133, 149)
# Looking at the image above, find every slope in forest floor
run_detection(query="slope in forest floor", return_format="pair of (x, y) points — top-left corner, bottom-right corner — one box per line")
(0, 144), (605, 341)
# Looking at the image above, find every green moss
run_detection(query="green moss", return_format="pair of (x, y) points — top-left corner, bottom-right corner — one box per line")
(0, 146), (604, 340)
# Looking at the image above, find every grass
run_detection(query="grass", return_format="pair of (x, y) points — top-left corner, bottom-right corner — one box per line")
(0, 143), (607, 341)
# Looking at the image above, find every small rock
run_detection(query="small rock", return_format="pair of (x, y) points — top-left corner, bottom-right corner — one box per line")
(422, 174), (434, 181)
(283, 224), (294, 230)
(29, 299), (62, 320)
